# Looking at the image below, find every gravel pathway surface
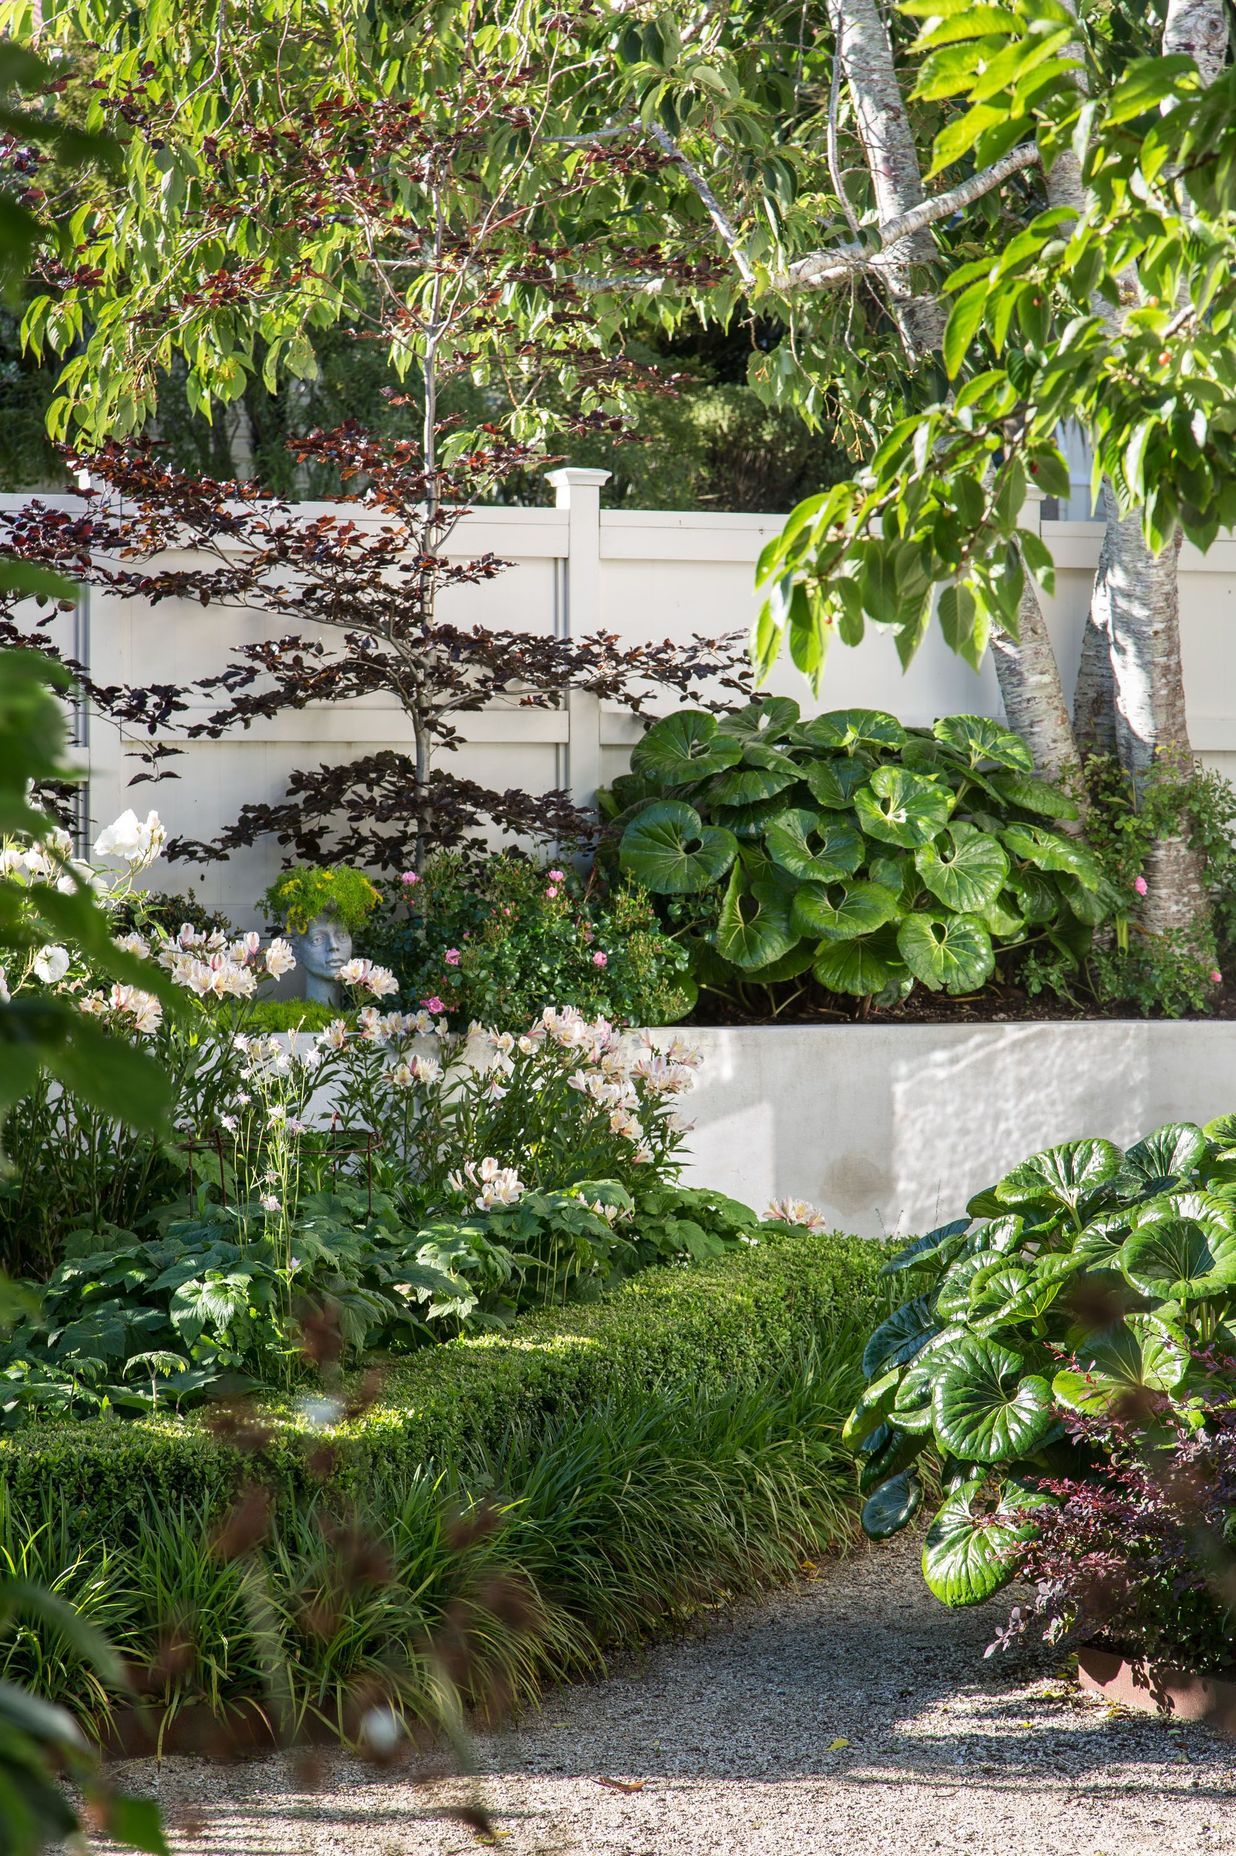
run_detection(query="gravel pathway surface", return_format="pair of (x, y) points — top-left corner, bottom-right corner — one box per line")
(123, 1535), (1236, 1856)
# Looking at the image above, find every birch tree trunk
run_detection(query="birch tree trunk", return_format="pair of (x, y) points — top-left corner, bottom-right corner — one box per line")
(829, 0), (1079, 781)
(1079, 0), (1227, 934)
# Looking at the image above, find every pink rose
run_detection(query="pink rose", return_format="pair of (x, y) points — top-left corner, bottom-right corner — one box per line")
(548, 868), (565, 882)
(401, 871), (420, 886)
(546, 886), (560, 901)
(444, 948), (461, 966)
(1211, 970), (1223, 985)
(421, 995), (446, 1015)
(593, 950), (608, 968)
(1133, 874), (1148, 897)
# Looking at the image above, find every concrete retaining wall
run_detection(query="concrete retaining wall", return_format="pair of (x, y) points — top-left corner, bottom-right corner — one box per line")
(652, 1021), (1236, 1238)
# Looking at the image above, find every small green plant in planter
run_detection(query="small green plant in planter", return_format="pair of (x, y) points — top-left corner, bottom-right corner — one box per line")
(847, 1115), (1236, 1608)
(262, 864), (381, 936)
(605, 697), (1112, 1011)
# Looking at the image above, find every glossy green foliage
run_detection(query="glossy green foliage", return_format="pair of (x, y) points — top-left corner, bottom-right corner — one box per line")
(849, 1116), (1236, 1608)
(613, 698), (1104, 1003)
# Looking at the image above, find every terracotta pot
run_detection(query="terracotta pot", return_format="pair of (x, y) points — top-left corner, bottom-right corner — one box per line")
(1078, 1644), (1236, 1727)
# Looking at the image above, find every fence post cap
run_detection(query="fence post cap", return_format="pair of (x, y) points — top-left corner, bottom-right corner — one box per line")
(545, 466), (612, 496)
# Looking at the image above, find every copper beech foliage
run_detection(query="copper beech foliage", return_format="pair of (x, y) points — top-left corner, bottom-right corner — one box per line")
(0, 429), (752, 871)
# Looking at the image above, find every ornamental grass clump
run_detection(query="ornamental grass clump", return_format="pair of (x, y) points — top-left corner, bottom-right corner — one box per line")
(847, 1115), (1236, 1615)
(607, 696), (1111, 1011)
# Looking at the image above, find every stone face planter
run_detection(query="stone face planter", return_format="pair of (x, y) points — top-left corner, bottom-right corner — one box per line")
(1078, 1645), (1236, 1727)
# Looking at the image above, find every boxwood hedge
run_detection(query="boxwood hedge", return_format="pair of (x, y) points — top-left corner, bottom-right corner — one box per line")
(0, 1226), (889, 1549)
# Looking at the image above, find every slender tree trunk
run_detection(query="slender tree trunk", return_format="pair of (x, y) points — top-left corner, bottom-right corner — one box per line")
(1073, 531), (1117, 760)
(990, 584), (1081, 788)
(826, 0), (944, 359)
(829, 0), (1078, 777)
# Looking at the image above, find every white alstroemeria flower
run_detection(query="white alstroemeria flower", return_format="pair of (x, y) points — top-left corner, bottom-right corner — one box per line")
(263, 936), (296, 979)
(93, 808), (166, 871)
(32, 944), (70, 985)
(259, 1193), (281, 1214)
(764, 1198), (829, 1234)
(476, 1167), (523, 1210)
(366, 963), (399, 999)
(410, 1055), (441, 1086)
(317, 1019), (349, 1051)
(114, 932), (150, 960)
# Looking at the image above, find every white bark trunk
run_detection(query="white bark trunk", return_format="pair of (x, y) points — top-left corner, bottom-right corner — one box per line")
(990, 581), (1082, 789)
(1072, 531), (1117, 761)
(1163, 0), (1230, 83)
(826, 0), (945, 357)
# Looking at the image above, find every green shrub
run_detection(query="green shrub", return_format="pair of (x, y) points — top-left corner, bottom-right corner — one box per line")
(848, 1115), (1236, 1609)
(0, 1226), (888, 1548)
(365, 851), (695, 1028)
(605, 697), (1111, 1011)
(237, 999), (340, 1034)
(0, 1228), (888, 1739)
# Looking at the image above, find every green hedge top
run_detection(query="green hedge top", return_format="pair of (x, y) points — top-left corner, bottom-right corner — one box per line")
(0, 1226), (887, 1545)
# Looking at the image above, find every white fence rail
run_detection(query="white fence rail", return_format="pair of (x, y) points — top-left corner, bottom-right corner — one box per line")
(6, 470), (1236, 925)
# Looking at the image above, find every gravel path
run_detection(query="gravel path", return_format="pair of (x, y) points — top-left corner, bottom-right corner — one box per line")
(124, 1536), (1236, 1856)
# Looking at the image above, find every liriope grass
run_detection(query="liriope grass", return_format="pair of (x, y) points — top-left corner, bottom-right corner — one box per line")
(0, 1318), (869, 1744)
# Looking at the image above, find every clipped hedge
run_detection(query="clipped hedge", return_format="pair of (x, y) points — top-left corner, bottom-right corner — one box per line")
(0, 1227), (889, 1548)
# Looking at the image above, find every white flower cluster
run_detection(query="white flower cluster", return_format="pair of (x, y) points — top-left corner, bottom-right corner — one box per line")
(0, 826), (97, 896)
(505, 1007), (701, 1155)
(764, 1197), (830, 1234)
(93, 808), (166, 872)
(154, 925), (296, 1000)
(337, 957), (399, 998)
(447, 1156), (525, 1211)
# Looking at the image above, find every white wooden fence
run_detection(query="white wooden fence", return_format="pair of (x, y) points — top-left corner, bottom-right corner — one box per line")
(6, 469), (1236, 925)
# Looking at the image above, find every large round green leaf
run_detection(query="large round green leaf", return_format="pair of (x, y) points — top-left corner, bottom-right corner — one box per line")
(914, 824), (1009, 913)
(724, 696), (801, 740)
(1123, 1122), (1209, 1193)
(1052, 1315), (1190, 1415)
(765, 809), (864, 883)
(798, 708), (907, 752)
(862, 1470), (923, 1541)
(967, 1256), (1079, 1332)
(715, 863), (798, 971)
(858, 1424), (927, 1494)
(842, 1367), (902, 1450)
(862, 1295), (938, 1380)
(1204, 1113), (1236, 1156)
(802, 757), (870, 810)
(933, 714), (1034, 771)
(1119, 1209), (1236, 1303)
(994, 1139), (1124, 1219)
(619, 801), (738, 895)
(922, 1476), (1052, 1606)
(793, 878), (900, 942)
(855, 767), (954, 848)
(630, 710), (743, 787)
(984, 769), (1080, 820)
(812, 933), (899, 996)
(720, 797), (800, 841)
(1002, 823), (1102, 889)
(882, 1218), (972, 1276)
(707, 757), (800, 805)
(896, 912), (994, 993)
(932, 1337), (1054, 1464)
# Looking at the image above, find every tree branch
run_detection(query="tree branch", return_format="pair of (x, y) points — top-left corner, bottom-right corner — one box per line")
(775, 142), (1041, 292)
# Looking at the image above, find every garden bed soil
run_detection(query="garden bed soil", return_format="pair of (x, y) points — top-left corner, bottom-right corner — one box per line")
(687, 973), (1236, 1027)
(1078, 1644), (1236, 1728)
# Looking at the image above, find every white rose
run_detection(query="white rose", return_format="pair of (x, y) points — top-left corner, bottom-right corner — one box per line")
(32, 944), (70, 985)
